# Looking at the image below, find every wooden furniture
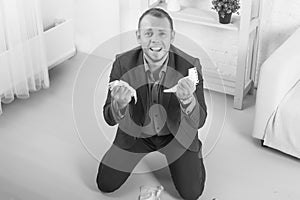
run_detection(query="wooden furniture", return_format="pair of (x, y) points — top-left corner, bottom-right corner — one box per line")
(136, 0), (262, 109)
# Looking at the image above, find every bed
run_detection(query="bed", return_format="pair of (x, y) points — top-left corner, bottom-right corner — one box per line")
(252, 27), (300, 158)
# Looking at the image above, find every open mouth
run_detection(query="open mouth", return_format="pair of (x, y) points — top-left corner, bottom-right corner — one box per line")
(150, 47), (162, 52)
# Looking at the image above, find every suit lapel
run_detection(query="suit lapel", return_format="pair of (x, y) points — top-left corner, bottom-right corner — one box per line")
(162, 51), (184, 108)
(121, 50), (148, 113)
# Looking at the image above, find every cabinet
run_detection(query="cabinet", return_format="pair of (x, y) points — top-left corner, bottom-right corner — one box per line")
(121, 0), (262, 109)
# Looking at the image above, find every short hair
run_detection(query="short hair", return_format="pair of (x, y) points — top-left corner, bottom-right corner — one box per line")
(138, 7), (174, 30)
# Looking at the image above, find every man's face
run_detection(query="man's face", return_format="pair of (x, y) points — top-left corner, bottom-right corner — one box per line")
(136, 15), (175, 63)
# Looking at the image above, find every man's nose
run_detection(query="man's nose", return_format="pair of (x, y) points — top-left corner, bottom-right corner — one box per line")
(150, 34), (160, 43)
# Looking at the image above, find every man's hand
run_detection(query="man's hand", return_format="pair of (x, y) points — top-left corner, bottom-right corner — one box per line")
(176, 77), (196, 103)
(111, 85), (132, 109)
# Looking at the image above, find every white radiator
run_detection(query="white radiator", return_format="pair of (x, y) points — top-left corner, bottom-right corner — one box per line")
(0, 19), (76, 95)
(43, 19), (76, 69)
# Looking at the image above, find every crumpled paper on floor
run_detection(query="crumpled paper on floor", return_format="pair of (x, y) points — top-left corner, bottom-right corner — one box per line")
(138, 185), (164, 200)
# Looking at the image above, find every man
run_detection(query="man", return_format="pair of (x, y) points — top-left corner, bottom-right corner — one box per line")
(97, 8), (207, 200)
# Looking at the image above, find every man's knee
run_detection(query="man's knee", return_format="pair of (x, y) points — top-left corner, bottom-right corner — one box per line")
(96, 163), (129, 193)
(96, 177), (121, 193)
(177, 182), (205, 200)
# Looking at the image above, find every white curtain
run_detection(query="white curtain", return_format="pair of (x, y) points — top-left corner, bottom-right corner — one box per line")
(0, 0), (49, 115)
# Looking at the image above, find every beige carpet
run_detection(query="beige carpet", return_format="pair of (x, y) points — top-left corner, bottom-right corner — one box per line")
(0, 52), (299, 200)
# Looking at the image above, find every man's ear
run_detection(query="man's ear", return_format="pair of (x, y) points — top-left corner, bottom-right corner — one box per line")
(170, 30), (175, 43)
(136, 30), (141, 44)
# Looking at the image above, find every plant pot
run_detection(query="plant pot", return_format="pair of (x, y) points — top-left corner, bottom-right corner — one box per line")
(218, 12), (232, 24)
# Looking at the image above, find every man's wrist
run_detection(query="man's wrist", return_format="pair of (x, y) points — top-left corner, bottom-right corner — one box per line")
(113, 99), (128, 110)
(180, 95), (197, 115)
(112, 100), (127, 116)
(180, 95), (194, 105)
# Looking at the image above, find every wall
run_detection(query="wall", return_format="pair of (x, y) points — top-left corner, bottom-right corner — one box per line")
(40, 0), (300, 71)
(41, 0), (74, 30)
(258, 0), (300, 67)
(40, 0), (120, 54)
(74, 0), (120, 54)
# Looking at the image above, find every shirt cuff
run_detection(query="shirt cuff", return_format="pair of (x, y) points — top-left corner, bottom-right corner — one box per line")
(111, 100), (126, 122)
(180, 95), (197, 115)
(180, 95), (200, 129)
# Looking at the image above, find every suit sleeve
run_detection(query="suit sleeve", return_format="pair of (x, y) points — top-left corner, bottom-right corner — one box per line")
(182, 58), (207, 129)
(103, 57), (123, 126)
(194, 58), (207, 129)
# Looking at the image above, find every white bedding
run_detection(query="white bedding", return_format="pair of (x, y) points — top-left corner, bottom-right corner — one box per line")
(263, 80), (300, 158)
(252, 27), (300, 158)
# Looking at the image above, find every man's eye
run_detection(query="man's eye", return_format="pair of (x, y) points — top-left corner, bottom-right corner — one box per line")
(144, 32), (152, 37)
(159, 32), (167, 37)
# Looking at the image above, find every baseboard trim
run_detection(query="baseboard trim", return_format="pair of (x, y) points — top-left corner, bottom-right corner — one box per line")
(48, 48), (76, 70)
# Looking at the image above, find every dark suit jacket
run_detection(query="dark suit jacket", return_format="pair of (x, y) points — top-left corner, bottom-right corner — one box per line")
(103, 45), (207, 152)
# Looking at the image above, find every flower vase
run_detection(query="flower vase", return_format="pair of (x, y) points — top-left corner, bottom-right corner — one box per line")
(218, 12), (232, 24)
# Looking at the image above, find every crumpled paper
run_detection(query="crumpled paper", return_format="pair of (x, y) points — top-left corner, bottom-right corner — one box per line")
(164, 67), (199, 93)
(138, 185), (164, 200)
(108, 80), (137, 104)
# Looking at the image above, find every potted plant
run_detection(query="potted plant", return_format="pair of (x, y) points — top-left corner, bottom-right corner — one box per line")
(211, 0), (240, 24)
